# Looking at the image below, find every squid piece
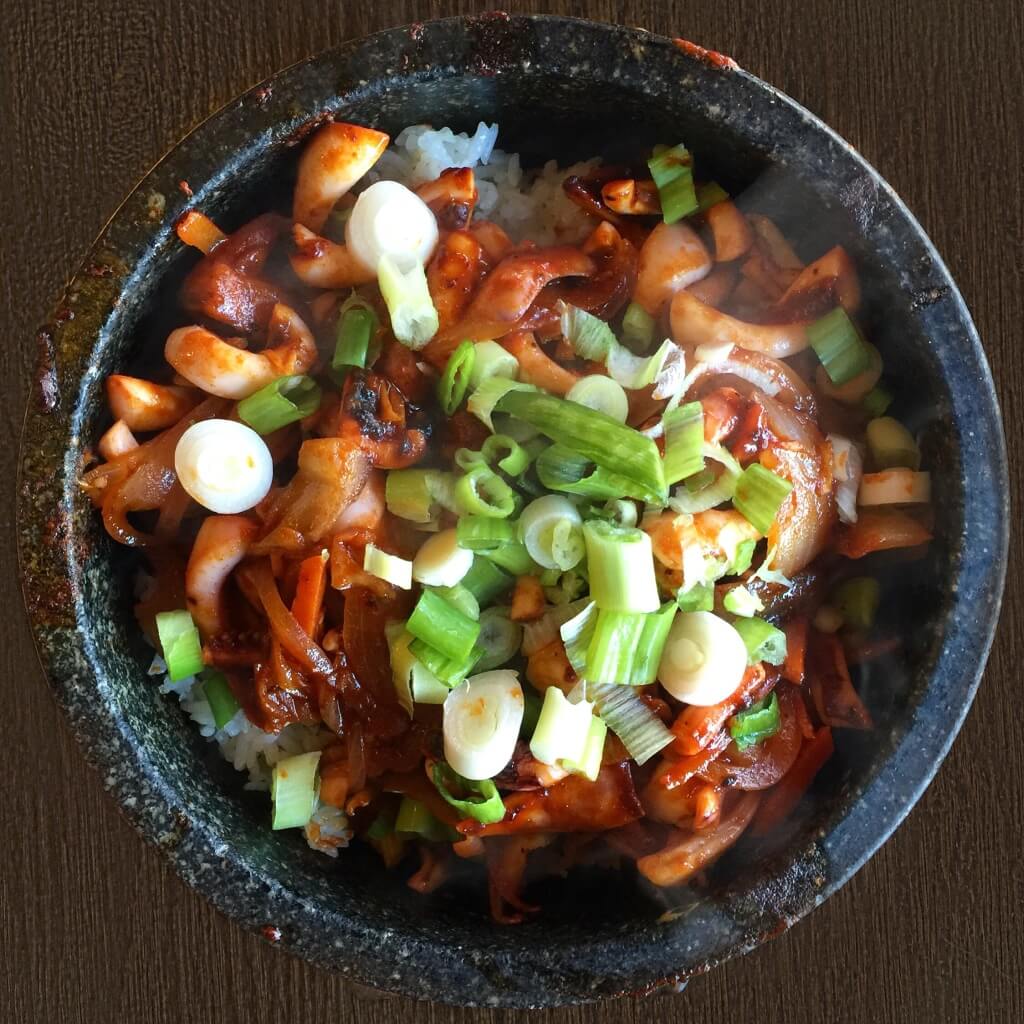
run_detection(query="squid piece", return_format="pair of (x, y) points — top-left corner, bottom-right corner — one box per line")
(774, 244), (860, 317)
(469, 219), (515, 262)
(165, 303), (317, 400)
(601, 178), (661, 215)
(97, 420), (139, 461)
(415, 167), (478, 229)
(105, 375), (200, 432)
(686, 263), (738, 307)
(634, 221), (712, 315)
(288, 223), (376, 289)
(185, 515), (259, 638)
(292, 122), (390, 232)
(426, 230), (487, 336)
(670, 288), (808, 357)
(705, 200), (754, 262)
(644, 509), (761, 576)
(635, 792), (759, 886)
(501, 331), (580, 396)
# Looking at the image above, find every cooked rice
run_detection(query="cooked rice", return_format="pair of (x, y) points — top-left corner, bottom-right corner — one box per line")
(153, 121), (595, 854)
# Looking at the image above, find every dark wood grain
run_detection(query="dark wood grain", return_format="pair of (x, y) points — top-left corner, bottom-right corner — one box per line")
(2, 1), (1022, 1021)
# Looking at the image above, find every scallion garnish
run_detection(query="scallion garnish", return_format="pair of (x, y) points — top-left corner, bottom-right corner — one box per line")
(270, 751), (320, 830)
(468, 339), (519, 388)
(733, 464), (793, 534)
(385, 468), (456, 525)
(561, 716), (608, 782)
(732, 616), (788, 666)
(536, 444), (651, 502)
(483, 540), (538, 576)
(583, 603), (677, 685)
(155, 609), (205, 682)
(667, 442), (742, 514)
(395, 796), (458, 842)
(496, 389), (667, 504)
(583, 519), (660, 613)
(585, 681), (673, 765)
(438, 341), (476, 415)
(377, 255), (439, 350)
(676, 582), (714, 612)
(621, 301), (656, 352)
(722, 585), (764, 618)
(468, 377), (537, 430)
(453, 466), (518, 519)
(728, 538), (757, 577)
(363, 544), (413, 589)
(456, 516), (518, 552)
(566, 375), (630, 423)
(519, 494), (585, 571)
(807, 308), (872, 385)
(648, 143), (698, 224)
(460, 556), (513, 605)
(237, 375), (322, 435)
(560, 600), (599, 674)
(408, 638), (482, 687)
(430, 762), (506, 824)
(331, 296), (378, 378)
(474, 607), (522, 671)
(529, 686), (595, 767)
(406, 589), (481, 662)
(863, 385), (894, 418)
(866, 417), (921, 470)
(202, 671), (240, 730)
(481, 433), (531, 476)
(729, 692), (781, 751)
(695, 180), (730, 212)
(430, 584), (480, 621)
(834, 576), (881, 629)
(662, 401), (705, 485)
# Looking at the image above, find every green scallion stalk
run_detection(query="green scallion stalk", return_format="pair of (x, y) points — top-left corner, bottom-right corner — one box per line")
(866, 417), (921, 470)
(155, 610), (204, 682)
(406, 590), (481, 662)
(270, 751), (320, 830)
(454, 448), (489, 473)
(363, 544), (413, 589)
(484, 540), (538, 576)
(431, 584), (480, 621)
(583, 519), (660, 613)
(728, 538), (757, 577)
(496, 389), (668, 504)
(566, 375), (630, 423)
(834, 576), (881, 629)
(460, 556), (513, 605)
(696, 180), (731, 212)
(668, 442), (742, 514)
(536, 444), (651, 502)
(676, 582), (714, 612)
(520, 687), (543, 738)
(394, 796), (459, 842)
(732, 616), (788, 666)
(807, 308), (872, 385)
(202, 671), (239, 730)
(237, 375), (322, 435)
(662, 401), (705, 485)
(456, 516), (518, 552)
(529, 686), (595, 767)
(722, 585), (764, 618)
(685, 468), (715, 493)
(561, 716), (607, 782)
(648, 143), (698, 223)
(560, 601), (599, 674)
(377, 255), (438, 350)
(543, 568), (588, 606)
(628, 602), (678, 685)
(468, 378), (537, 430)
(475, 607), (522, 671)
(431, 762), (506, 825)
(733, 464), (794, 534)
(584, 611), (646, 684)
(481, 434), (531, 476)
(621, 301), (656, 352)
(365, 807), (396, 840)
(729, 692), (781, 751)
(454, 466), (518, 519)
(438, 341), (476, 415)
(408, 638), (482, 687)
(585, 681), (673, 765)
(468, 339), (519, 388)
(593, 498), (639, 528)
(332, 298), (378, 378)
(863, 385), (894, 418)
(385, 469), (455, 524)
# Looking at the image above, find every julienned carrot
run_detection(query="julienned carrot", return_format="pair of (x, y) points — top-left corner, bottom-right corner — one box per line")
(291, 552), (329, 639)
(501, 331), (580, 396)
(175, 210), (227, 254)
(670, 664), (771, 757)
(782, 617), (809, 685)
(750, 726), (834, 836)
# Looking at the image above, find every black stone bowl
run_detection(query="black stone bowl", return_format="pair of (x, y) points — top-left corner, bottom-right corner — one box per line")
(17, 13), (1008, 1009)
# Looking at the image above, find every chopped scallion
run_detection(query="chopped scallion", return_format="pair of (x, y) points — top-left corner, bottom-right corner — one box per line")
(561, 716), (607, 782)
(733, 464), (793, 535)
(586, 681), (673, 765)
(430, 762), (506, 824)
(377, 255), (438, 350)
(807, 308), (872, 386)
(583, 519), (660, 613)
(566, 375), (630, 423)
(621, 301), (656, 352)
(695, 180), (730, 212)
(560, 600), (599, 674)
(732, 616), (788, 666)
(481, 434), (531, 476)
(456, 516), (518, 552)
(483, 540), (538, 576)
(331, 297), (378, 378)
(431, 584), (480, 621)
(406, 590), (480, 662)
(363, 544), (412, 589)
(722, 585), (764, 618)
(863, 385), (894, 418)
(676, 582), (714, 612)
(271, 751), (320, 830)
(454, 466), (518, 519)
(394, 796), (458, 842)
(475, 607), (523, 671)
(460, 556), (513, 605)
(834, 576), (881, 629)
(729, 692), (781, 751)
(237, 375), (322, 435)
(729, 538), (757, 577)
(648, 143), (698, 223)
(866, 417), (921, 470)
(469, 339), (519, 388)
(155, 609), (204, 682)
(202, 671), (239, 730)
(529, 686), (594, 767)
(438, 341), (476, 415)
(408, 638), (481, 687)
(536, 444), (651, 502)
(662, 401), (705, 485)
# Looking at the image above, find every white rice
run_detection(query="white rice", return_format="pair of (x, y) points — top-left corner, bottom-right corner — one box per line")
(369, 121), (598, 246)
(154, 121), (597, 855)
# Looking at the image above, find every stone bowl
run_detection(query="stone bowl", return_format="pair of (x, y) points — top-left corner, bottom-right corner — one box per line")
(16, 13), (1008, 1009)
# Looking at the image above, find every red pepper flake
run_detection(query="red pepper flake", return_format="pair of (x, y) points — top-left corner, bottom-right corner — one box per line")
(178, 180), (193, 197)
(672, 37), (739, 71)
(261, 924), (282, 943)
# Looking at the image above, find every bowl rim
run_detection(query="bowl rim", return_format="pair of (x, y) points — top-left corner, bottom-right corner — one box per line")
(16, 12), (1009, 1008)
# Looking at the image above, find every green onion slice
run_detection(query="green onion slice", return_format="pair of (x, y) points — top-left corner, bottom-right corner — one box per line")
(395, 796), (459, 842)
(733, 464), (793, 535)
(406, 589), (481, 662)
(155, 609), (204, 682)
(722, 585), (764, 618)
(536, 444), (652, 503)
(408, 638), (482, 688)
(431, 583), (480, 621)
(332, 295), (378, 377)
(560, 716), (608, 781)
(662, 401), (705, 485)
(863, 385), (894, 418)
(377, 255), (438, 350)
(648, 143), (698, 224)
(583, 519), (660, 613)
(475, 607), (523, 672)
(483, 540), (538, 576)
(469, 339), (519, 388)
(481, 434), (531, 476)
(834, 576), (881, 629)
(676, 582), (714, 612)
(202, 671), (240, 730)
(732, 616), (788, 666)
(384, 469), (457, 525)
(866, 417), (921, 471)
(454, 466), (518, 519)
(456, 516), (518, 552)
(237, 375), (322, 435)
(468, 378), (537, 430)
(621, 301), (656, 352)
(431, 762), (506, 825)
(729, 692), (781, 751)
(566, 375), (630, 423)
(271, 751), (320, 830)
(560, 600), (599, 674)
(667, 442), (742, 514)
(438, 341), (476, 415)
(807, 308), (872, 385)
(695, 180), (730, 212)
(460, 556), (514, 605)
(583, 681), (673, 765)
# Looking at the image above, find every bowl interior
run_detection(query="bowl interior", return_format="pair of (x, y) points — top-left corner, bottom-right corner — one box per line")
(22, 15), (1004, 1008)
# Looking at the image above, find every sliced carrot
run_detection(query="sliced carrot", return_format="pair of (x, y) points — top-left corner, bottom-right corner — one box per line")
(750, 727), (834, 836)
(510, 574), (546, 623)
(782, 617), (809, 685)
(290, 552), (329, 639)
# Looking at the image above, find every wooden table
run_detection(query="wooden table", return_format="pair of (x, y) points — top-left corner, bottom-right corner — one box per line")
(3, 1), (1021, 1020)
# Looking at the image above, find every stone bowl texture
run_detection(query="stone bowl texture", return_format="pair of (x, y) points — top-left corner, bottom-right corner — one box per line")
(17, 13), (1008, 1009)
